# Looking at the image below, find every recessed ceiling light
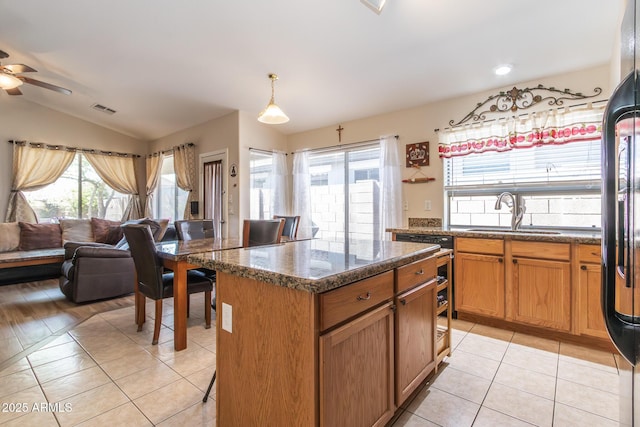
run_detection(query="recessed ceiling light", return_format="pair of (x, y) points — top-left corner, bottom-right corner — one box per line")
(494, 65), (512, 76)
(361, 0), (387, 14)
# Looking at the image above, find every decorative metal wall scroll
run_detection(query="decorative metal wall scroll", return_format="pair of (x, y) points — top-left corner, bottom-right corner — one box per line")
(405, 142), (429, 167)
(448, 85), (603, 127)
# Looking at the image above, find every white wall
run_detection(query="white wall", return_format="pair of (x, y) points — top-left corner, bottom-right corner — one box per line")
(0, 97), (145, 219)
(286, 64), (612, 227)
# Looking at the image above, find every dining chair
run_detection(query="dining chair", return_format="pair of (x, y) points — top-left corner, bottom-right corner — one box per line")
(242, 218), (285, 247)
(273, 215), (300, 239)
(123, 224), (213, 345)
(175, 219), (215, 240)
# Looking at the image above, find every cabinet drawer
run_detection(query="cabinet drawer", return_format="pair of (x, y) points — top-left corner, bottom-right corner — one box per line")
(579, 244), (601, 264)
(319, 271), (394, 331)
(395, 256), (436, 293)
(456, 238), (504, 255)
(511, 241), (570, 261)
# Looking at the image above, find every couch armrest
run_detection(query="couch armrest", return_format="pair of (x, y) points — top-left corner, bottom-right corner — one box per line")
(63, 241), (112, 259)
(73, 246), (131, 259)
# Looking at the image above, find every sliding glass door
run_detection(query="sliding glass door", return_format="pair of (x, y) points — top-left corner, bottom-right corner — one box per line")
(309, 144), (380, 241)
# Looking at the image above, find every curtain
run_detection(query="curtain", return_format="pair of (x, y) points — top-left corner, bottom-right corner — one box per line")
(438, 104), (604, 158)
(84, 152), (142, 221)
(173, 143), (197, 220)
(379, 136), (403, 239)
(204, 160), (223, 237)
(5, 143), (75, 223)
(271, 151), (288, 216)
(292, 151), (312, 239)
(144, 153), (162, 217)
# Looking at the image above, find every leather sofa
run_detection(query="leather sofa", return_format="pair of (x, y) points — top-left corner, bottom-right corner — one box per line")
(59, 219), (174, 303)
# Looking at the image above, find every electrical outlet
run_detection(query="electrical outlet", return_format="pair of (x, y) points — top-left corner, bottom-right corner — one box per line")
(403, 201), (409, 211)
(424, 200), (432, 211)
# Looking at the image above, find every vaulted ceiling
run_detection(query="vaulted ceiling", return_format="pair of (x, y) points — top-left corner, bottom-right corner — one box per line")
(0, 0), (624, 141)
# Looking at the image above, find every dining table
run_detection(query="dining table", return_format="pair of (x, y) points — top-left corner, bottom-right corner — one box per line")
(144, 237), (243, 351)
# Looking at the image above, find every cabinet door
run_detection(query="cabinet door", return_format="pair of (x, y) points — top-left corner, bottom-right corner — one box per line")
(455, 252), (505, 318)
(319, 303), (395, 427)
(512, 257), (571, 331)
(395, 279), (436, 406)
(578, 263), (608, 338)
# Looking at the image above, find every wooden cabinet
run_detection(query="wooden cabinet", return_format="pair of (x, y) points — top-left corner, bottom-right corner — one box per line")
(320, 302), (395, 427)
(577, 244), (608, 338)
(394, 279), (436, 405)
(511, 256), (571, 331)
(455, 238), (505, 318)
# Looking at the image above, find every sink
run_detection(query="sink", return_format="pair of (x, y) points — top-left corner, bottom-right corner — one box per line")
(466, 228), (561, 235)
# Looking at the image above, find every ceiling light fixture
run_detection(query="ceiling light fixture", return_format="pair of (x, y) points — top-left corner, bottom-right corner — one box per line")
(0, 72), (23, 90)
(494, 65), (512, 76)
(361, 0), (387, 14)
(257, 73), (289, 124)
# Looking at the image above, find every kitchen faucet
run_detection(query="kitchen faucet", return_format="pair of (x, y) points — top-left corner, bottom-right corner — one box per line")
(495, 192), (526, 230)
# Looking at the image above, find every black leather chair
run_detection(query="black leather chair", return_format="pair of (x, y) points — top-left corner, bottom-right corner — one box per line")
(174, 220), (215, 240)
(242, 219), (285, 247)
(273, 215), (300, 239)
(123, 224), (213, 345)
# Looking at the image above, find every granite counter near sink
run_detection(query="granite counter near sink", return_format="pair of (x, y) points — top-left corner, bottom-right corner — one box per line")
(387, 226), (601, 245)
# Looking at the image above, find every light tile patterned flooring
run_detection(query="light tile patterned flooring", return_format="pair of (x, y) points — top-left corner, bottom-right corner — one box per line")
(0, 279), (622, 426)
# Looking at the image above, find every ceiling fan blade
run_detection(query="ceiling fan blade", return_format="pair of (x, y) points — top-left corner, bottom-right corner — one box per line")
(0, 50), (8, 59)
(20, 76), (71, 95)
(5, 87), (22, 95)
(3, 64), (37, 73)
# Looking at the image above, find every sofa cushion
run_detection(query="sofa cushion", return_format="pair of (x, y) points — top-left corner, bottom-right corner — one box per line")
(0, 222), (21, 253)
(18, 222), (62, 250)
(91, 217), (124, 245)
(115, 218), (163, 249)
(60, 219), (94, 243)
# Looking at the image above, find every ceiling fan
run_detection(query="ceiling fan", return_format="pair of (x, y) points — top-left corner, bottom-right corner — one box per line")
(0, 49), (71, 96)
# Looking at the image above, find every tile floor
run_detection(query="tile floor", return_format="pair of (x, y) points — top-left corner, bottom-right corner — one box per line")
(0, 283), (621, 426)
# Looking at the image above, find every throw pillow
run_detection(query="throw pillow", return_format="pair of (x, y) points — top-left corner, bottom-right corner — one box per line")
(59, 219), (94, 243)
(153, 218), (170, 241)
(91, 217), (123, 245)
(115, 218), (162, 249)
(0, 222), (20, 252)
(18, 222), (62, 250)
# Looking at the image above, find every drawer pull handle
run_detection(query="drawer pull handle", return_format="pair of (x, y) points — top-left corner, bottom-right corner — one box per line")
(400, 298), (407, 305)
(357, 292), (371, 301)
(415, 269), (424, 275)
(581, 265), (587, 270)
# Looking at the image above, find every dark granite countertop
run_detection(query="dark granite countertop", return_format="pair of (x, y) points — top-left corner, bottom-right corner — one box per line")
(187, 239), (440, 293)
(387, 227), (601, 245)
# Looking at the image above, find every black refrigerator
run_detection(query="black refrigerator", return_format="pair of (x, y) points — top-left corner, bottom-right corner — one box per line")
(603, 1), (640, 425)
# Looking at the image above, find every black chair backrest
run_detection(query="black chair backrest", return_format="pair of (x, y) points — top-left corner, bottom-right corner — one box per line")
(242, 219), (285, 247)
(273, 215), (300, 239)
(175, 220), (215, 240)
(122, 224), (165, 299)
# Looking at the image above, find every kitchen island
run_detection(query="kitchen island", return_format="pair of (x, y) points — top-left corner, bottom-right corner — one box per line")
(188, 238), (442, 427)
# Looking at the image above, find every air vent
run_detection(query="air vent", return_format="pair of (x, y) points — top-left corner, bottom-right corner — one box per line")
(91, 103), (117, 115)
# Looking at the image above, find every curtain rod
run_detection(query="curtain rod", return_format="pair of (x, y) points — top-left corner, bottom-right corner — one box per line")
(147, 142), (195, 157)
(434, 99), (608, 133)
(291, 134), (399, 155)
(7, 140), (140, 158)
(249, 147), (288, 156)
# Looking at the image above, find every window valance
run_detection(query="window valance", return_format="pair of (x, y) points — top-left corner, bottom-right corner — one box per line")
(438, 104), (605, 158)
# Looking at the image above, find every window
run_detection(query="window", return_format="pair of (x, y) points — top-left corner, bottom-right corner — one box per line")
(152, 154), (189, 221)
(444, 134), (602, 230)
(249, 150), (274, 219)
(25, 153), (128, 223)
(309, 144), (381, 240)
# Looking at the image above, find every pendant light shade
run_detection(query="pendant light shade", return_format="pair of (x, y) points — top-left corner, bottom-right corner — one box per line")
(258, 73), (289, 124)
(0, 72), (22, 90)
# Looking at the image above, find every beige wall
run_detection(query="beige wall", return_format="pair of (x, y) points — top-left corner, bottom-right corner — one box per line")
(0, 97), (145, 219)
(286, 64), (612, 227)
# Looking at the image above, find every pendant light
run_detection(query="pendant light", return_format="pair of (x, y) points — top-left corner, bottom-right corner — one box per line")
(257, 73), (289, 124)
